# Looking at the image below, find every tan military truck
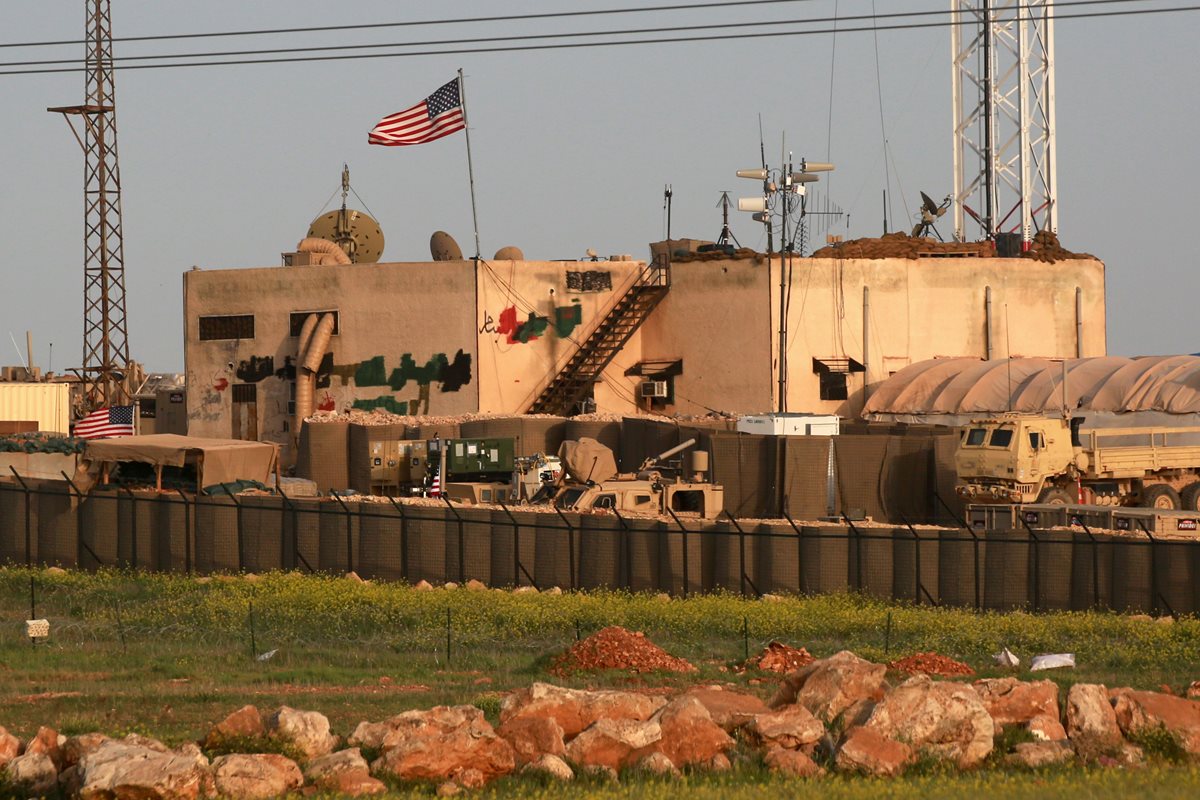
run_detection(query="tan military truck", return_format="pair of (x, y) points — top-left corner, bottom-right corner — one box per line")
(955, 413), (1200, 509)
(552, 437), (724, 519)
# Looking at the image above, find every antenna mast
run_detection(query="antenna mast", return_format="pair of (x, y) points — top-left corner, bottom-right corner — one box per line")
(715, 192), (740, 247)
(49, 0), (131, 407)
(951, 0), (1057, 243)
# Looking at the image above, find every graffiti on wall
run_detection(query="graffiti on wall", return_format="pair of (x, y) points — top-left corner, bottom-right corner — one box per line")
(235, 355), (274, 383)
(274, 354), (333, 388)
(480, 299), (583, 345)
(566, 270), (612, 292)
(349, 350), (471, 414)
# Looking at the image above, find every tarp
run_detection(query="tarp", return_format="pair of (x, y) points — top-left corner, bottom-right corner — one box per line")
(558, 437), (618, 483)
(84, 434), (279, 488)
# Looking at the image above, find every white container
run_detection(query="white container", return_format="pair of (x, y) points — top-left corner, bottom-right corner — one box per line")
(736, 413), (841, 437)
(0, 383), (71, 434)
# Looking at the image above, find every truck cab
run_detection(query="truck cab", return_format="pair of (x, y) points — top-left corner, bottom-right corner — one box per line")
(955, 415), (1075, 503)
(553, 479), (724, 519)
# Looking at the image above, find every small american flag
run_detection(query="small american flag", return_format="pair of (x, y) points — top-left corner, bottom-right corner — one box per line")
(368, 78), (466, 146)
(429, 464), (441, 498)
(74, 406), (135, 439)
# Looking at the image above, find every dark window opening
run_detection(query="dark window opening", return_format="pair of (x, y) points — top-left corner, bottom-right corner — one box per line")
(818, 372), (849, 401)
(289, 311), (340, 337)
(989, 428), (1014, 448)
(139, 399), (157, 418)
(1028, 431), (1044, 450)
(595, 494), (616, 510)
(670, 490), (705, 515)
(965, 428), (988, 446)
(199, 314), (254, 341)
(232, 383), (257, 403)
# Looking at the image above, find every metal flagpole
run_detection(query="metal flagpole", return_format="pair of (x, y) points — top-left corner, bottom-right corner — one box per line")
(458, 68), (481, 260)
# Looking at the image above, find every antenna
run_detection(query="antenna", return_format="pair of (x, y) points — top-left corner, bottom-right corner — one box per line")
(715, 192), (740, 247)
(1005, 303), (1013, 411)
(663, 184), (673, 241)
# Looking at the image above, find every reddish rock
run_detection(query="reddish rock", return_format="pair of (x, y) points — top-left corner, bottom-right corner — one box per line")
(974, 678), (1060, 730)
(451, 767), (486, 789)
(1110, 689), (1200, 754)
(1005, 741), (1074, 769)
(563, 718), (663, 771)
(1027, 715), (1069, 742)
(77, 740), (213, 800)
(500, 682), (667, 738)
(305, 749), (386, 796)
(1065, 684), (1122, 748)
(205, 705), (264, 748)
(62, 733), (111, 768)
(0, 726), (22, 769)
(770, 650), (889, 723)
(1187, 681), (1200, 700)
(746, 705), (825, 751)
(497, 716), (566, 765)
(861, 675), (993, 768)
(682, 686), (768, 731)
(25, 725), (66, 770)
(211, 753), (303, 800)
(637, 752), (680, 777)
(266, 706), (338, 760)
(836, 727), (912, 777)
(647, 695), (734, 768)
(523, 754), (573, 782)
(764, 745), (825, 777)
(372, 705), (515, 784)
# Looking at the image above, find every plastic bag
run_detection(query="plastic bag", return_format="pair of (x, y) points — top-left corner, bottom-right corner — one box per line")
(993, 647), (1020, 668)
(1030, 653), (1075, 671)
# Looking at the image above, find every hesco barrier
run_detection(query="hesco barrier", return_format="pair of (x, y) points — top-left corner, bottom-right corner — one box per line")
(2, 480), (1199, 614)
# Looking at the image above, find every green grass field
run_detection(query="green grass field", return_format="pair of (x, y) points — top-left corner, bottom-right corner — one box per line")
(1, 568), (1198, 796)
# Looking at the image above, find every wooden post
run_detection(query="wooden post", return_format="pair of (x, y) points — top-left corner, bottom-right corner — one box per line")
(155, 464), (163, 492)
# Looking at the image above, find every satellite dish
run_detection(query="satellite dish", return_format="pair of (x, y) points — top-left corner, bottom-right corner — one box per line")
(306, 165), (386, 263)
(911, 191), (953, 239)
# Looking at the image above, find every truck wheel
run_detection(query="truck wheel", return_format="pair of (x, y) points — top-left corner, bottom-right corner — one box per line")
(1142, 484), (1181, 510)
(1036, 487), (1075, 505)
(1180, 483), (1200, 512)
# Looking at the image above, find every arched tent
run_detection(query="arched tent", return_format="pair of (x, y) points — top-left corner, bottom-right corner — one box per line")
(863, 356), (1200, 428)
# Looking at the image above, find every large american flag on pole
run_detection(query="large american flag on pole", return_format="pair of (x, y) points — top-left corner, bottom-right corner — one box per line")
(368, 78), (466, 146)
(73, 406), (135, 440)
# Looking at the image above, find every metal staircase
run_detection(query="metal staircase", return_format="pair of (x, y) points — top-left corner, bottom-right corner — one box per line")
(528, 259), (670, 416)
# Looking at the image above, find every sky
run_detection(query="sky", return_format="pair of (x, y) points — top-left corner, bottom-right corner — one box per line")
(0, 1), (1197, 372)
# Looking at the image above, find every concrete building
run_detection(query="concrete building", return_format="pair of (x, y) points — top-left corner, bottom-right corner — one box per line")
(183, 248), (1105, 463)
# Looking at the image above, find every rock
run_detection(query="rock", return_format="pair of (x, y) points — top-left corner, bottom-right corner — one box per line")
(1065, 684), (1123, 748)
(764, 746), (825, 777)
(647, 695), (733, 768)
(304, 749), (386, 796)
(204, 705), (264, 748)
(513, 586), (538, 595)
(0, 726), (22, 769)
(1189, 681), (1200, 700)
(974, 678), (1060, 731)
(25, 726), (66, 770)
(862, 675), (994, 768)
(654, 593), (671, 602)
(493, 246), (525, 261)
(638, 752), (680, 777)
(500, 682), (667, 738)
(62, 733), (111, 768)
(44, 566), (67, 575)
(6, 751), (58, 796)
(544, 586), (563, 596)
(451, 767), (486, 789)
(345, 571), (364, 582)
(465, 579), (487, 591)
(211, 753), (303, 800)
(770, 650), (889, 723)
(563, 718), (662, 771)
(414, 580), (434, 591)
(266, 706), (338, 759)
(761, 593), (785, 602)
(1027, 715), (1069, 742)
(708, 752), (732, 772)
(496, 716), (566, 765)
(77, 740), (212, 800)
(1110, 688), (1200, 754)
(371, 705), (515, 783)
(836, 727), (912, 777)
(1005, 741), (1074, 769)
(523, 753), (573, 781)
(436, 780), (460, 797)
(121, 733), (170, 753)
(443, 581), (459, 590)
(580, 764), (619, 782)
(682, 686), (768, 731)
(745, 705), (825, 751)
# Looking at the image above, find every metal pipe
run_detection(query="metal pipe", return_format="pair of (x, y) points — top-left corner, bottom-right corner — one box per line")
(985, 286), (993, 360)
(652, 438), (697, 464)
(1075, 286), (1083, 358)
(862, 286), (871, 402)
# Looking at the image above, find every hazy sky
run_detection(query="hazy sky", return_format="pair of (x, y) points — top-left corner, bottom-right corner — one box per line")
(1, 1), (1197, 372)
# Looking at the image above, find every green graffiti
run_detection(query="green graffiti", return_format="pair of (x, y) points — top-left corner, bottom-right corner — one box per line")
(355, 356), (388, 387)
(352, 396), (409, 414)
(554, 301), (583, 339)
(389, 353), (448, 390)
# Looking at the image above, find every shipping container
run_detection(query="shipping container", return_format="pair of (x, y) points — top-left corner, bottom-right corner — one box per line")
(0, 383), (70, 434)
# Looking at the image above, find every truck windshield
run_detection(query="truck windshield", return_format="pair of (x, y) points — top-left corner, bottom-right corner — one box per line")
(556, 488), (586, 509)
(965, 428), (987, 446)
(989, 428), (1014, 448)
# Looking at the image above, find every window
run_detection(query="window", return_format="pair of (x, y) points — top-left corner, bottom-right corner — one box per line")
(1028, 431), (1044, 450)
(633, 494), (653, 507)
(289, 311), (340, 337)
(199, 314), (254, 341)
(965, 429), (988, 446)
(556, 488), (586, 509)
(818, 372), (849, 401)
(989, 428), (1014, 448)
(595, 494), (616, 510)
(231, 383), (257, 403)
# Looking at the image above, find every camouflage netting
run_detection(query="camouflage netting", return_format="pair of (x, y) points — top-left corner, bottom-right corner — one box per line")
(671, 247), (763, 262)
(1020, 230), (1095, 263)
(810, 232), (996, 259)
(0, 434), (85, 454)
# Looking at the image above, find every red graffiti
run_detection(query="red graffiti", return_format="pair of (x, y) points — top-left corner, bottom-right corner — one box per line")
(495, 305), (549, 345)
(317, 392), (336, 412)
(213, 378), (229, 392)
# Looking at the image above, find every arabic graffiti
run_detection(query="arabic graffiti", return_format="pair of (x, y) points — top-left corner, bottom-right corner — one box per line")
(566, 270), (612, 292)
(481, 300), (584, 345)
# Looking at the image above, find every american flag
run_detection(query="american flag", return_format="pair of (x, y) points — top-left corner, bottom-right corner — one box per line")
(73, 406), (135, 439)
(429, 464), (441, 498)
(368, 78), (466, 146)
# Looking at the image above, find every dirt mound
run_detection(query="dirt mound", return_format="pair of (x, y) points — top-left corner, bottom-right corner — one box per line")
(740, 641), (815, 674)
(549, 627), (697, 677)
(1021, 230), (1095, 263)
(810, 232), (995, 260)
(887, 652), (975, 678)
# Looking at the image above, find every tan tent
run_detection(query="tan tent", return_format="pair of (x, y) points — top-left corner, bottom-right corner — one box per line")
(558, 437), (618, 484)
(84, 434), (280, 491)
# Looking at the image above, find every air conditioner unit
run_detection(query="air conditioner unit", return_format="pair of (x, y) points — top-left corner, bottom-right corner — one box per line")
(640, 380), (668, 399)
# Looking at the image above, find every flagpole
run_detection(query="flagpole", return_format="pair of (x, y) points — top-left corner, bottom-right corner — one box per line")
(458, 68), (481, 260)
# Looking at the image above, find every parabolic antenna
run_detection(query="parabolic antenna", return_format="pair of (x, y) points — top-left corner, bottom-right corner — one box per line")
(306, 165), (386, 263)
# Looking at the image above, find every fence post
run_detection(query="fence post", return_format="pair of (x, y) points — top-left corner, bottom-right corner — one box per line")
(330, 491), (355, 575)
(551, 505), (578, 591)
(1019, 515), (1041, 611)
(722, 510), (760, 597)
(1135, 519), (1163, 616)
(441, 496), (465, 583)
(174, 488), (192, 575)
(842, 514), (863, 591)
(1076, 519), (1102, 609)
(385, 497), (408, 581)
(60, 470), (99, 570)
(120, 485), (140, 570)
(934, 493), (981, 610)
(782, 510), (805, 595)
(665, 508), (690, 598)
(899, 514), (935, 605)
(498, 501), (539, 589)
(9, 467), (33, 566)
(220, 484), (245, 572)
(612, 508), (633, 591)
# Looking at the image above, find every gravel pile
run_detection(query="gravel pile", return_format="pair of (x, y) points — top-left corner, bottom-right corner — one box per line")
(888, 652), (975, 677)
(740, 641), (815, 674)
(549, 626), (697, 677)
(811, 232), (995, 260)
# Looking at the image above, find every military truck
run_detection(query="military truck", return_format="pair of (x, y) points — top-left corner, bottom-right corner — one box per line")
(367, 437), (514, 501)
(955, 413), (1200, 510)
(551, 437), (724, 519)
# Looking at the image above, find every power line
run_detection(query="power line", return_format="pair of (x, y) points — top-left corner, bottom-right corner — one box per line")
(0, 2), (1188, 76)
